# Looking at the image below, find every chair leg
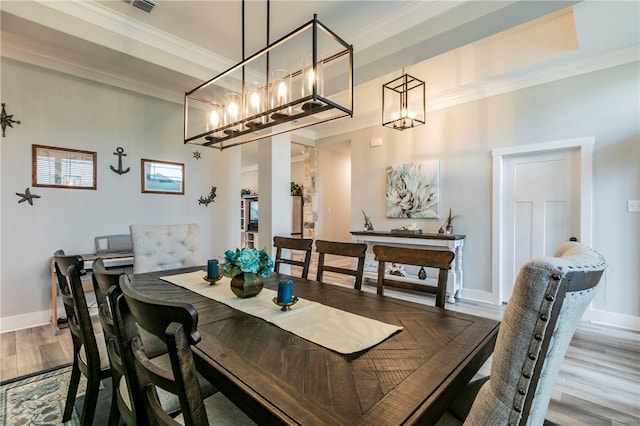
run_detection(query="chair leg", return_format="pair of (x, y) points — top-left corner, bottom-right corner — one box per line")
(62, 360), (81, 421)
(80, 374), (101, 426)
(107, 376), (121, 426)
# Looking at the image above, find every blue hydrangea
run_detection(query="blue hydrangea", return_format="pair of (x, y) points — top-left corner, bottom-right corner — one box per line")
(222, 247), (274, 278)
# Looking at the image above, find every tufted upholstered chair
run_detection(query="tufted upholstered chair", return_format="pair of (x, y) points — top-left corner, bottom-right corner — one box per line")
(130, 223), (203, 274)
(436, 241), (606, 426)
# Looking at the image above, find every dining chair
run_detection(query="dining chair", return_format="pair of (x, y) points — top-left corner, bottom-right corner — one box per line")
(92, 258), (176, 425)
(129, 223), (203, 274)
(273, 236), (313, 279)
(436, 241), (606, 426)
(90, 258), (128, 426)
(372, 245), (455, 308)
(53, 251), (116, 425)
(314, 240), (367, 290)
(116, 274), (255, 425)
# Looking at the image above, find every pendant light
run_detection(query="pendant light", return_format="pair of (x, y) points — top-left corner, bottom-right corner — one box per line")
(382, 71), (425, 130)
(184, 0), (353, 150)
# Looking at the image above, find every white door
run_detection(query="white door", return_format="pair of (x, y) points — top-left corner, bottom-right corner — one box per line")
(500, 148), (581, 302)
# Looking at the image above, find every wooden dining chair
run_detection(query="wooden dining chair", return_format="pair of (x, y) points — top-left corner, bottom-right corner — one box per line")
(436, 241), (606, 426)
(90, 258), (129, 426)
(53, 251), (116, 425)
(129, 223), (203, 273)
(372, 245), (455, 308)
(273, 236), (313, 279)
(315, 240), (368, 290)
(117, 274), (255, 425)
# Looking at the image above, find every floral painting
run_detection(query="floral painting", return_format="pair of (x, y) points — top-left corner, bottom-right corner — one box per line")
(386, 161), (439, 218)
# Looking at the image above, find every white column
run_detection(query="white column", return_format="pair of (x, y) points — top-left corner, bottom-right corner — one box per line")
(211, 147), (242, 257)
(258, 134), (291, 255)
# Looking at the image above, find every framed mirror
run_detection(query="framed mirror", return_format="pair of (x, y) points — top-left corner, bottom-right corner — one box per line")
(32, 144), (97, 190)
(141, 158), (185, 195)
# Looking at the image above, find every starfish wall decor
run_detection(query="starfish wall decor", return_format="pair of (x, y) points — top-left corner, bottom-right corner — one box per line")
(16, 188), (41, 205)
(1, 103), (21, 137)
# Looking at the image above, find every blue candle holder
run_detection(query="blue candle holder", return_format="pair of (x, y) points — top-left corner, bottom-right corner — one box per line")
(272, 295), (299, 311)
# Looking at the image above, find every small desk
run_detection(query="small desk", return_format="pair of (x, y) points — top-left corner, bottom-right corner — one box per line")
(351, 231), (465, 303)
(50, 251), (133, 329)
(132, 267), (498, 425)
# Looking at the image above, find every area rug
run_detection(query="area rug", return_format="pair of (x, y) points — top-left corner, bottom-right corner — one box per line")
(0, 365), (83, 426)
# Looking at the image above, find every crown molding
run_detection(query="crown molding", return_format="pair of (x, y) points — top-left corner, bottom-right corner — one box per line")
(428, 44), (640, 111)
(313, 44), (639, 140)
(1, 37), (184, 105)
(347, 1), (464, 52)
(34, 0), (234, 73)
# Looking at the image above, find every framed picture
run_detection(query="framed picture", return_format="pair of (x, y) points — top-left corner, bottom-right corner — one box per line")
(386, 160), (439, 218)
(32, 144), (97, 190)
(141, 158), (184, 195)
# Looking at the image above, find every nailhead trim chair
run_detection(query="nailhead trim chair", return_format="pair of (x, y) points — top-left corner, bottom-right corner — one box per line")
(436, 241), (606, 426)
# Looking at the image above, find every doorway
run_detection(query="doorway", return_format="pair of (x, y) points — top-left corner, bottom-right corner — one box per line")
(491, 137), (594, 304)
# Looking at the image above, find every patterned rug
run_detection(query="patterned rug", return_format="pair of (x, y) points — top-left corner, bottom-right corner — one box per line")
(0, 365), (84, 426)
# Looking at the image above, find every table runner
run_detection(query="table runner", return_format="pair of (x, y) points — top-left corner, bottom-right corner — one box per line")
(159, 271), (403, 354)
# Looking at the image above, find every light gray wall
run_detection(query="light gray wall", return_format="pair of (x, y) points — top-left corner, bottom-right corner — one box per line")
(322, 62), (639, 325)
(316, 149), (351, 242)
(2, 57), (637, 330)
(0, 59), (240, 330)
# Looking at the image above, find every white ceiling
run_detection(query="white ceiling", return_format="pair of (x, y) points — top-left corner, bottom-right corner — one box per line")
(1, 1), (638, 167)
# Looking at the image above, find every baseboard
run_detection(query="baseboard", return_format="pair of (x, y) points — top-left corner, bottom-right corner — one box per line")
(458, 288), (495, 305)
(583, 306), (640, 331)
(0, 309), (52, 333)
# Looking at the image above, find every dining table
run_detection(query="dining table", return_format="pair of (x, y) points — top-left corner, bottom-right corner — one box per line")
(131, 266), (500, 425)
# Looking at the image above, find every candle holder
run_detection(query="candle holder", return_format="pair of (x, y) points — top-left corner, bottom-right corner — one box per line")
(272, 296), (299, 311)
(203, 275), (223, 285)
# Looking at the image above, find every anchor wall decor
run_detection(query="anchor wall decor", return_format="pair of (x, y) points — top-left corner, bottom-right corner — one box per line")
(110, 147), (130, 174)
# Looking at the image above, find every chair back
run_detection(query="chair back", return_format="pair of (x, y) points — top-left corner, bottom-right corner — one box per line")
(315, 240), (367, 290)
(130, 223), (203, 274)
(465, 241), (606, 425)
(53, 250), (84, 339)
(273, 236), (313, 279)
(66, 262), (102, 363)
(118, 274), (208, 425)
(372, 245), (454, 308)
(92, 258), (135, 424)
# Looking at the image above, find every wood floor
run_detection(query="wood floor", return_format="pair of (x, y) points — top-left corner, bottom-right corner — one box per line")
(1, 256), (638, 425)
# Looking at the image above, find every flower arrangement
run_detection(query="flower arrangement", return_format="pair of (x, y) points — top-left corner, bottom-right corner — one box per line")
(222, 247), (274, 279)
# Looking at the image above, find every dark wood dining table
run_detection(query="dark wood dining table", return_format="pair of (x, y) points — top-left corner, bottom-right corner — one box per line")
(131, 266), (499, 425)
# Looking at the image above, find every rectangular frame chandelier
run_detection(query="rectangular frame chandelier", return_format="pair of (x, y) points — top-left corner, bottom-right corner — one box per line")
(382, 73), (425, 131)
(184, 14), (353, 150)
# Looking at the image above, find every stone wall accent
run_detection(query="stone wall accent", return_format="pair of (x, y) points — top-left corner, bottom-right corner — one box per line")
(303, 147), (318, 239)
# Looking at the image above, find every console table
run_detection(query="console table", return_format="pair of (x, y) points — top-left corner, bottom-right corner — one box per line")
(351, 231), (465, 303)
(50, 252), (133, 330)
